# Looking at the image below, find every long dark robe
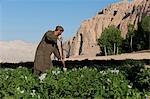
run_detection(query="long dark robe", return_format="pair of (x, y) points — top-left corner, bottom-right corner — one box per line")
(33, 30), (61, 75)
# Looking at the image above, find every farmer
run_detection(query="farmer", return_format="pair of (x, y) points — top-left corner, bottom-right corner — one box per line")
(33, 26), (64, 75)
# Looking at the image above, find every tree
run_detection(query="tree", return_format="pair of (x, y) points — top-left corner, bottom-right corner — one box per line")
(98, 29), (110, 56)
(98, 25), (123, 55)
(141, 16), (150, 49)
(127, 24), (135, 52)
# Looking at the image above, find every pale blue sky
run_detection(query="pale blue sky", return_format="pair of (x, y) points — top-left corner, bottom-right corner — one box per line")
(0, 0), (120, 44)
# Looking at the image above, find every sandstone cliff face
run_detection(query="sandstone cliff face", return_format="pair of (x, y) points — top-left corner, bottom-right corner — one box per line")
(63, 0), (150, 58)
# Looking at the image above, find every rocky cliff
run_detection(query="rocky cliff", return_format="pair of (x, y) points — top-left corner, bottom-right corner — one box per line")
(63, 0), (150, 58)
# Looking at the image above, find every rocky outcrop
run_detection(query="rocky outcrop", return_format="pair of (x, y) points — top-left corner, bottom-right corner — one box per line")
(63, 0), (150, 58)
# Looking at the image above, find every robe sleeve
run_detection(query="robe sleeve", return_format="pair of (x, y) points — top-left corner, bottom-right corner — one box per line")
(53, 45), (61, 59)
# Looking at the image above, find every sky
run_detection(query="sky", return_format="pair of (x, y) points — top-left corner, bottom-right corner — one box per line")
(0, 0), (121, 44)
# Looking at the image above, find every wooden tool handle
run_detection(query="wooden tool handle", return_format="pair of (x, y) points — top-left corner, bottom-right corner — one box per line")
(60, 38), (66, 68)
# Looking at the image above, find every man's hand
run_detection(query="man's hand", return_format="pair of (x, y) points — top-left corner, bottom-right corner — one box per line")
(61, 58), (67, 72)
(61, 58), (65, 64)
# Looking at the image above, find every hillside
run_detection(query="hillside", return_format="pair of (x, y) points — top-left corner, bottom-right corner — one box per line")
(0, 40), (37, 63)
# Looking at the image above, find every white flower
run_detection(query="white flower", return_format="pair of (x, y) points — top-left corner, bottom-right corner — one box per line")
(100, 71), (104, 74)
(83, 66), (87, 69)
(17, 87), (24, 93)
(72, 68), (77, 71)
(18, 66), (22, 68)
(110, 68), (119, 74)
(33, 90), (36, 93)
(25, 76), (27, 80)
(52, 70), (56, 74)
(30, 90), (36, 97)
(52, 70), (61, 75)
(39, 73), (47, 81)
(9, 68), (14, 71)
(17, 87), (20, 91)
(20, 90), (24, 93)
(115, 70), (119, 74)
(63, 68), (67, 72)
(57, 71), (60, 74)
(4, 68), (9, 71)
(107, 79), (111, 83)
(5, 68), (14, 71)
(128, 85), (132, 88)
(103, 86), (105, 89)
(100, 71), (106, 75)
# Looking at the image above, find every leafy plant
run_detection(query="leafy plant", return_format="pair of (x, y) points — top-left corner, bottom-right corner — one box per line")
(0, 65), (149, 98)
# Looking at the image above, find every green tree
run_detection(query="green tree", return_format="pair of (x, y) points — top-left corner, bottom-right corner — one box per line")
(141, 16), (150, 49)
(124, 24), (136, 52)
(98, 25), (123, 55)
(98, 29), (110, 56)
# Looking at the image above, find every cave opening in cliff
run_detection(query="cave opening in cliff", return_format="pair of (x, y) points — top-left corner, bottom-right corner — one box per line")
(79, 33), (83, 55)
(113, 10), (117, 16)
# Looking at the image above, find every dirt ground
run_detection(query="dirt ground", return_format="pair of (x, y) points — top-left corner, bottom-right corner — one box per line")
(66, 50), (150, 61)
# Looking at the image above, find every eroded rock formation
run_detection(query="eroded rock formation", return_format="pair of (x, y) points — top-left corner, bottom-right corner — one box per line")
(63, 0), (150, 58)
